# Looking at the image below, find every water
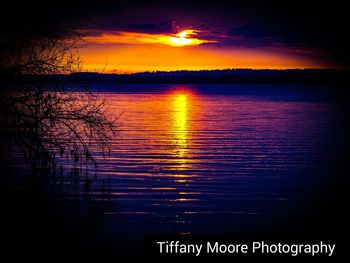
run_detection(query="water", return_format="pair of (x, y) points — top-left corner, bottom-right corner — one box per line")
(3, 84), (343, 249)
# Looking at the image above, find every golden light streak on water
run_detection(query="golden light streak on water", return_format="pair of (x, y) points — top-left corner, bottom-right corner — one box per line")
(172, 93), (189, 162)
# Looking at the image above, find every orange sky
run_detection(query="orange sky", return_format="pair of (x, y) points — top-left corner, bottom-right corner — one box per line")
(78, 30), (328, 73)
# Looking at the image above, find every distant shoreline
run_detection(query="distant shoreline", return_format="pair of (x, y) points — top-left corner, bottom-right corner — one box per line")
(19, 69), (350, 85)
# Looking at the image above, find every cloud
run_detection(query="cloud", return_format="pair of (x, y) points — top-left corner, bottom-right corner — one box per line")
(122, 21), (175, 34)
(82, 30), (216, 46)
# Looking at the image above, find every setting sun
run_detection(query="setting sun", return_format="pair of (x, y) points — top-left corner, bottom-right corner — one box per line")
(168, 30), (213, 46)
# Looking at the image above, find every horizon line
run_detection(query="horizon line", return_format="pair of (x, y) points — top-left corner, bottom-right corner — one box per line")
(71, 67), (345, 75)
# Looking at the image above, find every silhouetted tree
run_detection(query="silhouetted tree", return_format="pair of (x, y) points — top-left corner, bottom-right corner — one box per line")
(0, 34), (117, 169)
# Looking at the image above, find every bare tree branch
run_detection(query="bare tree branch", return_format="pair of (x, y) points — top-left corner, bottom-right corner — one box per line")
(0, 35), (118, 168)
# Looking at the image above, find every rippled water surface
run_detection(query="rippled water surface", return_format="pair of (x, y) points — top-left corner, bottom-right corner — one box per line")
(7, 84), (340, 237)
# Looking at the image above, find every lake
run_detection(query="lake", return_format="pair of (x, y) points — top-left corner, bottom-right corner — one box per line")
(2, 84), (345, 258)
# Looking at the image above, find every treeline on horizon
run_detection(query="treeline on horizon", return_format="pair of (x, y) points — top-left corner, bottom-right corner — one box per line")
(22, 69), (350, 85)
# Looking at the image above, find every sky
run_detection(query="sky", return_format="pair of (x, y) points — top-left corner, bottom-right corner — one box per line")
(2, 0), (350, 73)
(79, 30), (325, 73)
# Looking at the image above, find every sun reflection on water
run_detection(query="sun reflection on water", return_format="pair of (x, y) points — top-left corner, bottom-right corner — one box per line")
(172, 93), (189, 161)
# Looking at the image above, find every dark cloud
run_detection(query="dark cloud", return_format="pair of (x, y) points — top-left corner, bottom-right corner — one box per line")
(122, 22), (175, 34)
(1, 1), (111, 39)
(85, 21), (176, 34)
(227, 2), (350, 66)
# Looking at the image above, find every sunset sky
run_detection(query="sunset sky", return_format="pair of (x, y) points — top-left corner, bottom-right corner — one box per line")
(79, 29), (326, 73)
(3, 1), (349, 73)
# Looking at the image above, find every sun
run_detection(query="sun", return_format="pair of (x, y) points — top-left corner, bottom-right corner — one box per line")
(168, 30), (212, 47)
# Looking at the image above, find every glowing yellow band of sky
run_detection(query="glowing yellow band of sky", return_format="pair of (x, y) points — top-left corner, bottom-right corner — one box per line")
(83, 30), (215, 47)
(78, 29), (328, 73)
